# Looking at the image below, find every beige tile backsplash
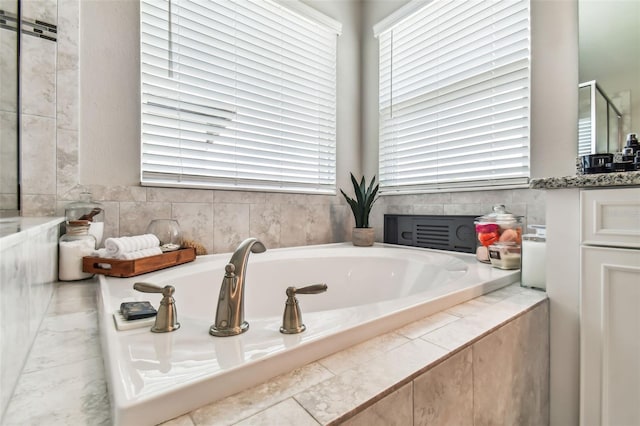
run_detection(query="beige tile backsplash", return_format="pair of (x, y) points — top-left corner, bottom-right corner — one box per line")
(24, 181), (547, 253)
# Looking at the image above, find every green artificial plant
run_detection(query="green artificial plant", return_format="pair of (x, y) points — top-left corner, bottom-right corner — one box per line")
(340, 173), (379, 228)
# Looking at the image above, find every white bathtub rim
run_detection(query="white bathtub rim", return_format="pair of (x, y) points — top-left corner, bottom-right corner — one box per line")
(98, 242), (519, 425)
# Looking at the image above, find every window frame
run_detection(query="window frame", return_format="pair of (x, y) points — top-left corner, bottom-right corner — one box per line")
(139, 0), (342, 195)
(375, 0), (532, 194)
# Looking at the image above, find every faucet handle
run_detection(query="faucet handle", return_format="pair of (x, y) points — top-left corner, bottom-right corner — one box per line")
(286, 284), (328, 296)
(134, 282), (175, 297)
(280, 284), (327, 334)
(133, 282), (180, 333)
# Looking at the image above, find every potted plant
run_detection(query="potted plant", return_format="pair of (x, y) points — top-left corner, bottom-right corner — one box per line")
(340, 173), (379, 246)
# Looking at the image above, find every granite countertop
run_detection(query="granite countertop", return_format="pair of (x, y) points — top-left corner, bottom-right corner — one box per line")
(530, 171), (640, 190)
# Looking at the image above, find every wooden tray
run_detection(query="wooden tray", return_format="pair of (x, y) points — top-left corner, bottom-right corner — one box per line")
(83, 247), (196, 278)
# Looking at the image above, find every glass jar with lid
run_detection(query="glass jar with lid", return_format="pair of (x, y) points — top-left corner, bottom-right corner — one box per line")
(65, 192), (104, 247)
(59, 220), (97, 281)
(474, 204), (523, 263)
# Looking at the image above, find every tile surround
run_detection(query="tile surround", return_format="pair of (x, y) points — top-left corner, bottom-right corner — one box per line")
(0, 17), (19, 114)
(3, 280), (548, 425)
(373, 188), (548, 238)
(234, 399), (319, 426)
(21, 0), (58, 25)
(20, 33), (57, 118)
(342, 383), (413, 426)
(295, 339), (448, 424)
(20, 114), (57, 196)
(0, 217), (62, 421)
(473, 301), (550, 425)
(189, 362), (334, 424)
(413, 347), (473, 426)
(0, 112), (18, 204)
(172, 202), (214, 255)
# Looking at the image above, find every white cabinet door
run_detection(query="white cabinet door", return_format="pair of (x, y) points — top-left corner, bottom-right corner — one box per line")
(581, 246), (640, 426)
(581, 188), (640, 249)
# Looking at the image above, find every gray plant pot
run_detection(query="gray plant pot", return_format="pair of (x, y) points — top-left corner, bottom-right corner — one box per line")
(352, 227), (375, 247)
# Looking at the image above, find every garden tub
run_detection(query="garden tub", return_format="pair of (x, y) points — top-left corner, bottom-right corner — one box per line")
(97, 242), (519, 425)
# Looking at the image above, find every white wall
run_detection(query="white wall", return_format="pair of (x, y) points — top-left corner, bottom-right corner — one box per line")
(361, 0), (411, 179)
(530, 0), (579, 179)
(79, 0), (362, 193)
(80, 0), (140, 186)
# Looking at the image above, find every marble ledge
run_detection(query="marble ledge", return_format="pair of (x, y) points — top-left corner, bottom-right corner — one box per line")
(0, 216), (64, 247)
(530, 171), (640, 190)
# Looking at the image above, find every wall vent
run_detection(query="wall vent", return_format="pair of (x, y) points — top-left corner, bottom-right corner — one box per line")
(384, 214), (477, 254)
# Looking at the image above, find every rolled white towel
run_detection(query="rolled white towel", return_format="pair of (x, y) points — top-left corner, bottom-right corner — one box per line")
(105, 234), (160, 257)
(92, 248), (110, 258)
(118, 247), (163, 260)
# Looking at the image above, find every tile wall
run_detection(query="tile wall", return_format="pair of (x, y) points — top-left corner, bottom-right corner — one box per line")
(57, 185), (352, 254)
(19, 0), (60, 215)
(0, 0), (19, 210)
(372, 188), (547, 242)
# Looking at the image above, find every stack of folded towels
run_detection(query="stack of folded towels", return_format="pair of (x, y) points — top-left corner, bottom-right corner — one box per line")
(93, 234), (163, 260)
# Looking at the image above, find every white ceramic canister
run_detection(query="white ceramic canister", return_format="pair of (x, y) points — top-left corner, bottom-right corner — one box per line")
(521, 225), (546, 290)
(59, 220), (97, 281)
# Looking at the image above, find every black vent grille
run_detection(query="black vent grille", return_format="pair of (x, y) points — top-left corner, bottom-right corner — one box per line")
(384, 214), (477, 254)
(415, 223), (450, 249)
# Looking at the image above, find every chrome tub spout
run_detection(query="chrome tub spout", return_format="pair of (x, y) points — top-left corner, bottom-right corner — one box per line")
(210, 238), (266, 337)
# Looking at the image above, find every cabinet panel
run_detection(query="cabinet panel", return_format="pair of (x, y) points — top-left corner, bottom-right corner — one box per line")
(581, 188), (640, 248)
(581, 246), (640, 426)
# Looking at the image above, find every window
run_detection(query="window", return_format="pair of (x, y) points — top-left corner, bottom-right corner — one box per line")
(375, 0), (531, 193)
(140, 0), (341, 194)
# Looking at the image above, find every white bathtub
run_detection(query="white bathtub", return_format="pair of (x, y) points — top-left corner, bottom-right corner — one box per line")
(98, 243), (519, 425)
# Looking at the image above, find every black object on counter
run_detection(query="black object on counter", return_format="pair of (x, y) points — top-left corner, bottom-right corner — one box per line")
(120, 301), (157, 320)
(581, 153), (613, 174)
(384, 214), (477, 254)
(625, 133), (639, 154)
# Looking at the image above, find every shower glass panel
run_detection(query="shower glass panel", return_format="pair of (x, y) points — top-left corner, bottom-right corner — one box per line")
(578, 81), (622, 155)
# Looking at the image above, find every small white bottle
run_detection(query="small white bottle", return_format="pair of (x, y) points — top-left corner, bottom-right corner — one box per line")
(521, 225), (546, 290)
(59, 220), (97, 281)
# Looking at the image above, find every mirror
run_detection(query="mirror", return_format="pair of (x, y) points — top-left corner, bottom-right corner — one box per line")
(0, 0), (20, 216)
(579, 0), (640, 155)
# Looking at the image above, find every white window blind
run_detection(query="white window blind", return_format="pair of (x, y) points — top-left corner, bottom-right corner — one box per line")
(376, 0), (531, 193)
(140, 0), (341, 194)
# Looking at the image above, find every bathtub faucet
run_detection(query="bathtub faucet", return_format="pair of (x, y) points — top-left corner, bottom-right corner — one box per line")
(210, 238), (266, 337)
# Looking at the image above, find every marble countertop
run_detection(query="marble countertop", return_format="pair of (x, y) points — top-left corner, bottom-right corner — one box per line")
(530, 171), (640, 190)
(0, 217), (64, 246)
(3, 279), (547, 426)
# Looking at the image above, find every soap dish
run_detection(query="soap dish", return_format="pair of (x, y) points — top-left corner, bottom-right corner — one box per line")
(112, 310), (155, 331)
